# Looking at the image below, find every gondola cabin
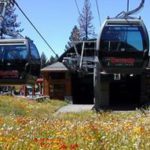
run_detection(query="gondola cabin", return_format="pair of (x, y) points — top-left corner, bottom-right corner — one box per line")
(0, 38), (41, 85)
(97, 18), (149, 74)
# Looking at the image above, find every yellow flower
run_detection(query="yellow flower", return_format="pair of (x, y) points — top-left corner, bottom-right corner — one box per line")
(133, 126), (144, 135)
(0, 137), (3, 142)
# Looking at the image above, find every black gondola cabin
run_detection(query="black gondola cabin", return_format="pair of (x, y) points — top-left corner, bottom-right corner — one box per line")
(0, 38), (41, 85)
(97, 18), (149, 74)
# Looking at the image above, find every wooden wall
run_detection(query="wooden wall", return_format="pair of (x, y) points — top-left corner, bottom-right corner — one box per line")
(43, 71), (71, 100)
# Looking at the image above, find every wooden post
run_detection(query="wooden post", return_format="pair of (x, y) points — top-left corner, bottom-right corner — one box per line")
(40, 83), (43, 95)
(32, 85), (35, 96)
(24, 85), (27, 96)
(43, 72), (50, 96)
(65, 72), (72, 96)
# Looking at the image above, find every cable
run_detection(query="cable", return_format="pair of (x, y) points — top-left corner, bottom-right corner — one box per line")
(12, 0), (58, 57)
(74, 0), (81, 15)
(95, 0), (101, 26)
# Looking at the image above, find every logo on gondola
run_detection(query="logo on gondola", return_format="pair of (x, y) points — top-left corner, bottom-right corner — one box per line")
(107, 57), (135, 66)
(0, 70), (19, 79)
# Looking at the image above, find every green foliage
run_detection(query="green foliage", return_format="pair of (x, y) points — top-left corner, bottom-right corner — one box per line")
(79, 0), (96, 40)
(0, 96), (66, 117)
(1, 3), (23, 38)
(40, 52), (47, 68)
(65, 25), (81, 51)
(65, 0), (96, 51)
(46, 55), (57, 66)
(40, 52), (57, 68)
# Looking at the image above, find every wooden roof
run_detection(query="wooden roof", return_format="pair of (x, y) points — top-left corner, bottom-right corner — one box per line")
(41, 62), (68, 72)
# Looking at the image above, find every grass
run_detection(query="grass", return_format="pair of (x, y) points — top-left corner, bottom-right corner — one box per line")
(0, 96), (150, 149)
(0, 96), (67, 118)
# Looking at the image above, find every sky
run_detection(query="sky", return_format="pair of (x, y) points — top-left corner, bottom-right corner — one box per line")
(15, 0), (150, 59)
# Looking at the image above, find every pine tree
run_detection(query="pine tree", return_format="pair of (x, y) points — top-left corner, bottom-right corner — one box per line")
(46, 56), (57, 65)
(40, 52), (47, 68)
(69, 25), (80, 42)
(0, 1), (23, 38)
(65, 25), (80, 51)
(79, 0), (96, 40)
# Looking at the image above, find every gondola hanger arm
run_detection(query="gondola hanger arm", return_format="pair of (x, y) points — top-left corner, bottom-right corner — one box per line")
(116, 0), (145, 18)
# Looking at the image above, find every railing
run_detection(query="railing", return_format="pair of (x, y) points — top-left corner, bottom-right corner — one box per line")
(62, 40), (97, 73)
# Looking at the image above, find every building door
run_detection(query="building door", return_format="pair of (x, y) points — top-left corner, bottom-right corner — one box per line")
(72, 74), (94, 104)
(50, 84), (65, 100)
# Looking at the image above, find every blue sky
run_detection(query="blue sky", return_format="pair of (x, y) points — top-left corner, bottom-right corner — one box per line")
(16, 0), (150, 59)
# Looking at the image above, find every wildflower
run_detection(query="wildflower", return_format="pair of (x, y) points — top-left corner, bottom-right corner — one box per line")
(7, 127), (13, 131)
(133, 126), (144, 135)
(60, 143), (67, 150)
(0, 117), (4, 125)
(70, 144), (79, 150)
(123, 122), (133, 130)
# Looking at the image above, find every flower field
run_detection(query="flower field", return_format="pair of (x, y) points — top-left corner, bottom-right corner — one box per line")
(0, 96), (150, 150)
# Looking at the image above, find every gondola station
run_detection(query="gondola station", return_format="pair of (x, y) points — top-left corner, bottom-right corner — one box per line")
(42, 40), (150, 108)
(41, 0), (150, 109)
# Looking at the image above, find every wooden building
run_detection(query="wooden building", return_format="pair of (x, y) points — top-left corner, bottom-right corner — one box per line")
(41, 62), (72, 100)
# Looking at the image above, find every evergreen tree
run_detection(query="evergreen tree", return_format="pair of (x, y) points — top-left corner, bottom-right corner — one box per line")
(47, 56), (57, 65)
(79, 0), (96, 40)
(0, 1), (22, 38)
(69, 25), (80, 42)
(65, 25), (80, 51)
(40, 52), (47, 68)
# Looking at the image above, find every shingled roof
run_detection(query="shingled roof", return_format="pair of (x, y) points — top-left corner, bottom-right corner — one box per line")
(41, 62), (68, 72)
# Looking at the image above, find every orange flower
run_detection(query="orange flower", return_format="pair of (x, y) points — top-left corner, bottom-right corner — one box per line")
(60, 143), (67, 150)
(70, 144), (79, 150)
(0, 117), (4, 125)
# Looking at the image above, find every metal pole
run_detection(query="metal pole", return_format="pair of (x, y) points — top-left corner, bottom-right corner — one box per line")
(126, 0), (145, 16)
(127, 0), (129, 12)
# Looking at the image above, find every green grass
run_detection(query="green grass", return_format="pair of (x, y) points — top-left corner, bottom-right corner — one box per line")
(0, 96), (67, 118)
